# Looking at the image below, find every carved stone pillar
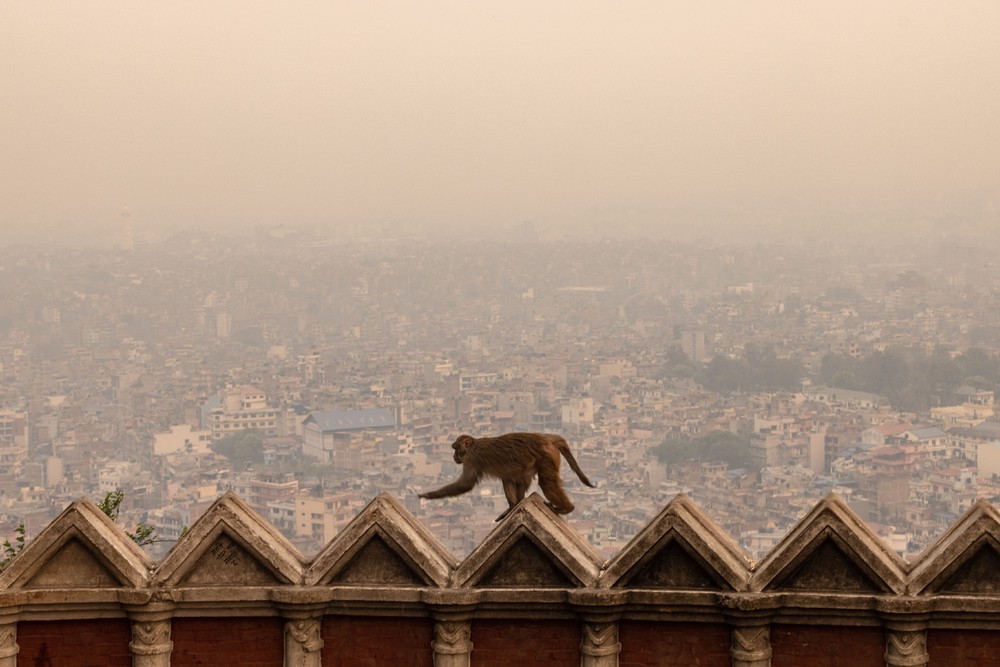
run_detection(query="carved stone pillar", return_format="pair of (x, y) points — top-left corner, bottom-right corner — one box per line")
(0, 622), (17, 667)
(884, 627), (928, 667)
(285, 617), (324, 667)
(580, 620), (620, 667)
(129, 618), (172, 667)
(432, 619), (473, 667)
(878, 597), (930, 667)
(277, 603), (326, 667)
(568, 589), (627, 667)
(719, 592), (778, 667)
(730, 624), (771, 667)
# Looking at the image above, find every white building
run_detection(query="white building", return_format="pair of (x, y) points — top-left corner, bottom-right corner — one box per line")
(205, 386), (283, 440)
(153, 424), (213, 456)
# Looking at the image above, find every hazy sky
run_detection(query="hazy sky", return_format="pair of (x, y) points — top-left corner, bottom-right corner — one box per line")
(3, 2), (999, 242)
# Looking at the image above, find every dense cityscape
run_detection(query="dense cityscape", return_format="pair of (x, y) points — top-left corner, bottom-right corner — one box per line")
(3, 218), (1000, 561)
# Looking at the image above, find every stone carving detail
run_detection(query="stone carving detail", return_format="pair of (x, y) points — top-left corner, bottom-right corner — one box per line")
(477, 539), (572, 587)
(288, 618), (324, 653)
(731, 625), (772, 666)
(130, 620), (172, 656)
(885, 629), (929, 667)
(432, 620), (473, 667)
(0, 623), (17, 662)
(180, 534), (280, 586)
(433, 620), (472, 655)
(130, 619), (172, 667)
(285, 618), (324, 667)
(580, 621), (621, 667)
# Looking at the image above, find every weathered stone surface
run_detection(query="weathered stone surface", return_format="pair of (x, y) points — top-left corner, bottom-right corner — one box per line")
(23, 537), (123, 589)
(0, 498), (152, 591)
(600, 494), (749, 591)
(885, 627), (929, 667)
(730, 624), (771, 667)
(625, 537), (727, 590)
(0, 622), (15, 665)
(154, 491), (303, 588)
(328, 534), (426, 586)
(935, 537), (1000, 595)
(433, 619), (473, 667)
(580, 620), (620, 667)
(178, 533), (282, 587)
(130, 618), (172, 667)
(909, 500), (1000, 595)
(750, 493), (907, 594)
(307, 494), (455, 588)
(285, 617), (323, 667)
(476, 537), (574, 588)
(772, 534), (881, 593)
(452, 493), (602, 588)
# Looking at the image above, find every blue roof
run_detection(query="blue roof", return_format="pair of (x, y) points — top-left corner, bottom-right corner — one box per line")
(305, 408), (396, 432)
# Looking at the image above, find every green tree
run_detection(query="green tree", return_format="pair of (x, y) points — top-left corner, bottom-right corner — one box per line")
(654, 430), (756, 470)
(0, 522), (26, 570)
(1, 490), (160, 571)
(210, 429), (265, 469)
(98, 490), (158, 547)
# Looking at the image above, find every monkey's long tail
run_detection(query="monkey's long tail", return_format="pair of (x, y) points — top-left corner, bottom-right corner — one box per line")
(555, 436), (596, 488)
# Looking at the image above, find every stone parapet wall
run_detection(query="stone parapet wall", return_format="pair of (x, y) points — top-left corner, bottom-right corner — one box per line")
(2, 491), (1000, 665)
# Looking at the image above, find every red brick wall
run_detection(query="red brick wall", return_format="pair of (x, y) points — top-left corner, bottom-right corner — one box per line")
(618, 620), (731, 667)
(471, 619), (579, 667)
(770, 624), (885, 667)
(171, 617), (284, 667)
(927, 629), (1000, 665)
(16, 619), (131, 667)
(322, 616), (433, 667)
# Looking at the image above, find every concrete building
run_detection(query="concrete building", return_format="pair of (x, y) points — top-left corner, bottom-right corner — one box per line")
(205, 386), (283, 440)
(0, 410), (28, 449)
(301, 408), (396, 463)
(152, 423), (213, 456)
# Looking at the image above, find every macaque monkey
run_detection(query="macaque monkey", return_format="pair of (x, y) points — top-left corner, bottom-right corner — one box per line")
(419, 433), (596, 520)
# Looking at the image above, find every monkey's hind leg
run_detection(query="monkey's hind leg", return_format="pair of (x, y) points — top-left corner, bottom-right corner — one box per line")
(537, 464), (575, 515)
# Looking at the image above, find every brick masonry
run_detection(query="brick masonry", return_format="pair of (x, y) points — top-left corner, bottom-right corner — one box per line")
(926, 629), (1000, 666)
(321, 616), (434, 667)
(618, 621), (731, 667)
(16, 619), (131, 667)
(171, 617), (284, 667)
(471, 619), (580, 667)
(770, 625), (886, 667)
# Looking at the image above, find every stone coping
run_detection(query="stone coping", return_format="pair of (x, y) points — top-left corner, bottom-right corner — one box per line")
(4, 491), (1000, 627)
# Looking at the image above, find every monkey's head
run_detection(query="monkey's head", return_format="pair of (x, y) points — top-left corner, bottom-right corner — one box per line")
(451, 435), (475, 464)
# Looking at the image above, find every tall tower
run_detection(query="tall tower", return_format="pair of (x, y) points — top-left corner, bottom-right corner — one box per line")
(120, 206), (134, 250)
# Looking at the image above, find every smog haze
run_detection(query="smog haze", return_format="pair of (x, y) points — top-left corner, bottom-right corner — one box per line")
(2, 2), (1000, 243)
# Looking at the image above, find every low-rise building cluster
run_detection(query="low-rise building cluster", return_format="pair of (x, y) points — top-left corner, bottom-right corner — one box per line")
(3, 229), (1000, 559)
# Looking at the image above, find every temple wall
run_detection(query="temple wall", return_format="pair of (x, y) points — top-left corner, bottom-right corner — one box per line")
(2, 491), (1000, 666)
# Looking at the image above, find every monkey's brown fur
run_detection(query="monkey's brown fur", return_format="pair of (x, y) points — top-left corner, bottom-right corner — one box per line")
(419, 432), (596, 520)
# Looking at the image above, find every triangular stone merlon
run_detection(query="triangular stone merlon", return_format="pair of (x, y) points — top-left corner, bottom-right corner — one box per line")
(0, 498), (153, 591)
(749, 494), (908, 595)
(154, 491), (304, 587)
(599, 494), (750, 591)
(305, 494), (455, 587)
(908, 499), (1000, 594)
(451, 494), (603, 588)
